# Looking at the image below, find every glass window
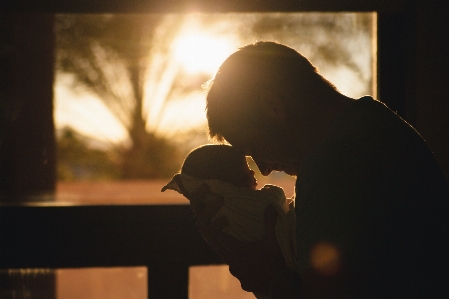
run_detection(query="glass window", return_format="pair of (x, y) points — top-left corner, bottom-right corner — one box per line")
(54, 13), (376, 205)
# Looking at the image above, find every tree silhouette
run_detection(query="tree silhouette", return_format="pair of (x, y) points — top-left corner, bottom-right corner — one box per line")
(57, 127), (120, 181)
(55, 14), (189, 179)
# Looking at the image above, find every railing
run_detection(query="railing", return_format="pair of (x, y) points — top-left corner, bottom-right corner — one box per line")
(0, 205), (222, 299)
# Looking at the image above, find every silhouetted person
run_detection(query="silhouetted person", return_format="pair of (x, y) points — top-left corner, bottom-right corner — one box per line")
(162, 144), (296, 299)
(186, 41), (449, 298)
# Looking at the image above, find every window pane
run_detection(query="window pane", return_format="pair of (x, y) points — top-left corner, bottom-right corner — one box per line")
(57, 267), (147, 299)
(54, 12), (376, 205)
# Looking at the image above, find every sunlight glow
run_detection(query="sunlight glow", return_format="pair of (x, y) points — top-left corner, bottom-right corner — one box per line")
(173, 33), (235, 74)
(54, 74), (128, 145)
(144, 16), (238, 135)
(54, 13), (375, 151)
(152, 91), (207, 137)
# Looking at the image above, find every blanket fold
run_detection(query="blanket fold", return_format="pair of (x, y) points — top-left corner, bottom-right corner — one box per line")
(162, 173), (297, 271)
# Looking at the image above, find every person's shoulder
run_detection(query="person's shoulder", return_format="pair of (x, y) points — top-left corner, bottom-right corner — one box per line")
(343, 96), (399, 126)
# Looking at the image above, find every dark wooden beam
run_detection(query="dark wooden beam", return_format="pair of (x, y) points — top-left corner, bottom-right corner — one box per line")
(1, 0), (407, 14)
(0, 205), (221, 269)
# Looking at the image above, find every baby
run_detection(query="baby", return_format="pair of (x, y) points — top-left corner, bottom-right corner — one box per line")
(162, 144), (297, 276)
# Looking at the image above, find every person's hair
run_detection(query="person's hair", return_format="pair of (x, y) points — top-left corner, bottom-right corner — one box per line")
(181, 144), (246, 184)
(204, 41), (338, 143)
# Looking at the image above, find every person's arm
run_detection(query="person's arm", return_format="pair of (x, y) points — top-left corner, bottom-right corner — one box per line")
(225, 206), (299, 297)
(189, 185), (299, 297)
(188, 184), (232, 262)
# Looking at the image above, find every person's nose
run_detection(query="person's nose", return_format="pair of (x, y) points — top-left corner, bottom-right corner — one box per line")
(253, 157), (274, 176)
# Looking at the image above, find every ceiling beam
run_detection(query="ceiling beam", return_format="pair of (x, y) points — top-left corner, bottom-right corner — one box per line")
(2, 0), (407, 14)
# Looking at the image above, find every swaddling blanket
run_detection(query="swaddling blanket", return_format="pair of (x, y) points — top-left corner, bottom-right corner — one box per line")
(162, 173), (297, 271)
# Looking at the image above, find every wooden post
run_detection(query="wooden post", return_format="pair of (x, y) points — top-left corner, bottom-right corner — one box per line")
(148, 264), (189, 299)
(0, 13), (56, 202)
(0, 13), (56, 299)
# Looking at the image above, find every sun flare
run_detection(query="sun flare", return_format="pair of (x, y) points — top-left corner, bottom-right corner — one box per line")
(173, 32), (236, 74)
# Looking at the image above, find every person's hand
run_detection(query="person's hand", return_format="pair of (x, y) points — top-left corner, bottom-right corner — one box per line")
(226, 206), (292, 295)
(189, 186), (297, 296)
(188, 184), (234, 262)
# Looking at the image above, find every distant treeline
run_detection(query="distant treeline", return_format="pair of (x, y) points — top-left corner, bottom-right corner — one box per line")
(56, 127), (181, 181)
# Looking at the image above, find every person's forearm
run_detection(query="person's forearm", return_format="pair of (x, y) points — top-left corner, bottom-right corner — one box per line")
(270, 270), (301, 299)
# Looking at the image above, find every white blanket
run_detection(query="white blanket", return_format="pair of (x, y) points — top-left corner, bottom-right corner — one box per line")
(162, 173), (297, 272)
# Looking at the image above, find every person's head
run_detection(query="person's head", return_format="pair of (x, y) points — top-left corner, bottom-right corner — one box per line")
(204, 41), (344, 176)
(181, 144), (257, 189)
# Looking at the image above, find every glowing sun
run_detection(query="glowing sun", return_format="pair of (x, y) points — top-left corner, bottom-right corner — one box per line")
(173, 32), (236, 74)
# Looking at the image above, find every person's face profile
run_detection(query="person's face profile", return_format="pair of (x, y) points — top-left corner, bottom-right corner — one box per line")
(223, 127), (299, 177)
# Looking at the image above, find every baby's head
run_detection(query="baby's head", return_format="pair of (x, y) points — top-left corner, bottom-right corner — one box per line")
(181, 144), (257, 189)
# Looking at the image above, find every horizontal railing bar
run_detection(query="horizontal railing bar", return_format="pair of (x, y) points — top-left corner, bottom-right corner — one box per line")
(0, 205), (221, 269)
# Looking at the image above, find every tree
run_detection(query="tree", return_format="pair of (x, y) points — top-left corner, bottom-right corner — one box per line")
(55, 14), (188, 179)
(57, 127), (120, 181)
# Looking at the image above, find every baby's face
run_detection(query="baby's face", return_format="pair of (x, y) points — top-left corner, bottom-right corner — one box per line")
(234, 159), (258, 190)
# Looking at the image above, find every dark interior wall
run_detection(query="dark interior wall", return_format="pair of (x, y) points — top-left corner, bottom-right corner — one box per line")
(0, 14), (56, 201)
(0, 13), (56, 299)
(377, 0), (448, 181)
(414, 0), (449, 181)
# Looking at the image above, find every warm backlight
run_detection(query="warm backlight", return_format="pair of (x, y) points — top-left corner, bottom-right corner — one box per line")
(174, 33), (235, 74)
